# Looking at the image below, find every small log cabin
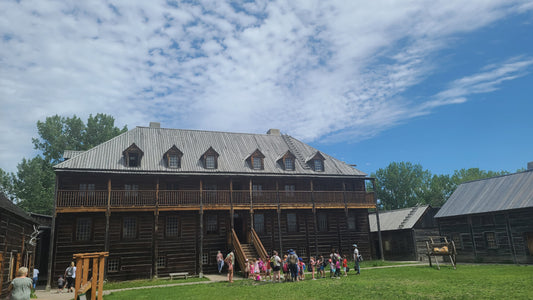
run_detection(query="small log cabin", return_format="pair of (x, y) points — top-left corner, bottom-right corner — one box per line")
(369, 205), (440, 261)
(436, 165), (533, 264)
(0, 193), (40, 299)
(48, 124), (376, 283)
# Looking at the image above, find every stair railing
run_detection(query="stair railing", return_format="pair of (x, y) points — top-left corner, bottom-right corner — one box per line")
(231, 229), (247, 272)
(250, 228), (269, 262)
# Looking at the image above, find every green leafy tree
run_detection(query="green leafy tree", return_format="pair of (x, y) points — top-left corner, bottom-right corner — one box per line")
(0, 168), (16, 200)
(9, 113), (127, 214)
(419, 174), (454, 207)
(13, 156), (55, 214)
(371, 161), (431, 210)
(451, 168), (509, 185)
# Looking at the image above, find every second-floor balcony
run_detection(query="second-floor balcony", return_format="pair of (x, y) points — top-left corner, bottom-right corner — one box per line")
(56, 189), (375, 212)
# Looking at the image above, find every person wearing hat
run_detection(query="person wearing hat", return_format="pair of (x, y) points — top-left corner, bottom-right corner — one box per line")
(353, 244), (361, 275)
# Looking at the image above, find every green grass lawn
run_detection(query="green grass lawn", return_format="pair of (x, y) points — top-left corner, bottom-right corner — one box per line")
(103, 277), (209, 290)
(104, 265), (532, 299)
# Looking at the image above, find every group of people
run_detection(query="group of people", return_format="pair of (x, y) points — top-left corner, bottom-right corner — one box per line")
(7, 262), (77, 300)
(218, 243), (363, 283)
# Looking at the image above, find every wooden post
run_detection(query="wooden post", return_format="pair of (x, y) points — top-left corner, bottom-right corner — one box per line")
(249, 179), (254, 241)
(97, 254), (105, 300)
(311, 180), (319, 257)
(372, 179), (385, 261)
(91, 258), (98, 300)
(276, 180), (282, 252)
(104, 178), (111, 279)
(46, 177), (59, 291)
(74, 257), (82, 300)
(230, 179), (234, 230)
(153, 178), (160, 279)
(199, 180), (204, 278)
(342, 181), (348, 217)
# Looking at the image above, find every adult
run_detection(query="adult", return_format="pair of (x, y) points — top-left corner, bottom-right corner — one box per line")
(225, 251), (235, 283)
(64, 261), (76, 292)
(7, 267), (33, 300)
(32, 267), (39, 289)
(287, 249), (299, 282)
(216, 250), (224, 274)
(271, 251), (281, 282)
(353, 244), (361, 275)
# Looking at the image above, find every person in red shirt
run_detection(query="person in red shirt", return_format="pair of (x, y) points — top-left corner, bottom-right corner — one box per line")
(342, 255), (348, 276)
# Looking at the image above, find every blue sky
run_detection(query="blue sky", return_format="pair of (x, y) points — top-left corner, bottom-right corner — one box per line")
(1, 1), (532, 176)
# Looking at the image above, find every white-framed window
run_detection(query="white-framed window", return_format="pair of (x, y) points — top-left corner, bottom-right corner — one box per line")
(168, 154), (179, 168)
(108, 258), (120, 272)
(206, 155), (216, 169)
(202, 253), (209, 265)
(284, 157), (294, 171)
(76, 218), (92, 241)
(252, 157), (263, 170)
(123, 217), (137, 239)
(254, 214), (265, 233)
(157, 255), (166, 269)
(166, 216), (179, 237)
(313, 159), (324, 172)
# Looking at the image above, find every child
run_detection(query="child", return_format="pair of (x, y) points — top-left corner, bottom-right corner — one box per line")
(329, 259), (335, 278)
(249, 260), (255, 279)
(258, 257), (264, 278)
(254, 259), (260, 277)
(244, 259), (250, 279)
(265, 257), (272, 281)
(342, 255), (348, 276)
(57, 275), (65, 293)
(282, 255), (289, 282)
(310, 256), (316, 280)
(335, 258), (341, 278)
(298, 258), (305, 280)
(319, 255), (326, 278)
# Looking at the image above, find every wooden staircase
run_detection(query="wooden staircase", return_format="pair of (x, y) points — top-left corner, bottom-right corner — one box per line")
(241, 243), (260, 261)
(230, 228), (268, 272)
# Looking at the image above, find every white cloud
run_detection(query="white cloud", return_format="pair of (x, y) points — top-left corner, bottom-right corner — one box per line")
(1, 0), (532, 172)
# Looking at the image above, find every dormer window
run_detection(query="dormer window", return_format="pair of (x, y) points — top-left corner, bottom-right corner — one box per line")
(306, 151), (325, 172)
(206, 155), (216, 169)
(201, 147), (219, 169)
(278, 151), (296, 171)
(164, 145), (183, 169)
(313, 159), (324, 172)
(247, 149), (265, 170)
(285, 157), (294, 171)
(123, 143), (144, 167)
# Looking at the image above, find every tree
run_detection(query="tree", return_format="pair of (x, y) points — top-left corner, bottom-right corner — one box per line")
(10, 113), (128, 214)
(371, 161), (431, 210)
(12, 156), (55, 214)
(451, 168), (509, 186)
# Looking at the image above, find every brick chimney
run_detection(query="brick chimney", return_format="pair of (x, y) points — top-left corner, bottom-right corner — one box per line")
(528, 161), (533, 171)
(267, 129), (280, 136)
(149, 122), (161, 128)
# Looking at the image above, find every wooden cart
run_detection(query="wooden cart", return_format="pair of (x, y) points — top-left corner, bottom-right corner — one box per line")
(426, 236), (456, 270)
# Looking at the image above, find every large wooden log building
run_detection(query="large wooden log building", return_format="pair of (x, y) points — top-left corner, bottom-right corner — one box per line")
(48, 124), (376, 283)
(436, 165), (533, 264)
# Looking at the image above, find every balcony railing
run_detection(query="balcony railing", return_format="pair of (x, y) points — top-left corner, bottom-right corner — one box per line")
(56, 190), (375, 209)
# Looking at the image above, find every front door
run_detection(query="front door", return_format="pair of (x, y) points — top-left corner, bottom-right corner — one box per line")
(233, 213), (247, 242)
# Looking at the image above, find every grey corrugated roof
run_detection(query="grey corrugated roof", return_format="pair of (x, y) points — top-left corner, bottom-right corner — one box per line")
(369, 205), (430, 232)
(435, 170), (533, 218)
(54, 127), (366, 177)
(63, 150), (85, 159)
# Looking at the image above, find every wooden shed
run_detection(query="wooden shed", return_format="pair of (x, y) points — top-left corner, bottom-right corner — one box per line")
(0, 193), (40, 299)
(436, 166), (533, 264)
(369, 205), (440, 261)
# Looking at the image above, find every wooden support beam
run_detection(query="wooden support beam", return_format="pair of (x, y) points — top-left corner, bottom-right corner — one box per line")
(46, 176), (58, 291)
(199, 179), (203, 277)
(372, 178), (385, 261)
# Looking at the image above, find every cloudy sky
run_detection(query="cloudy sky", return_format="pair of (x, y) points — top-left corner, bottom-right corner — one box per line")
(1, 0), (533, 175)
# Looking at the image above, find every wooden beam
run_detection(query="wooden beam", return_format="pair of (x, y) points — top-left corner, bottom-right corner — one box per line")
(45, 176), (58, 291)
(372, 179), (385, 261)
(199, 179), (203, 277)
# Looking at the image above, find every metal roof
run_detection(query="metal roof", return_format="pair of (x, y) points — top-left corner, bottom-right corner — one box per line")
(369, 205), (430, 232)
(435, 170), (533, 218)
(54, 127), (366, 177)
(63, 150), (85, 159)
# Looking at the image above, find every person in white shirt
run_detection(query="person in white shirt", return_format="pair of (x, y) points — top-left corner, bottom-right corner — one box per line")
(353, 244), (361, 275)
(32, 268), (39, 289)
